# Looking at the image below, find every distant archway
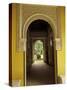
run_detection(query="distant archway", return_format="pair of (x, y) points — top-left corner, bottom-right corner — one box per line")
(33, 40), (44, 63)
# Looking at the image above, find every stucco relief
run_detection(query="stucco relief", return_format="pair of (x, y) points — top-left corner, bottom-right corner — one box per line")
(16, 5), (61, 51)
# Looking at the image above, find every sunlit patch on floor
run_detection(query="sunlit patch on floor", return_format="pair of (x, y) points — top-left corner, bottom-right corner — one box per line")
(33, 60), (44, 64)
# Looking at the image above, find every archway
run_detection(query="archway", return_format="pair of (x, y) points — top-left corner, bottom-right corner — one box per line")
(22, 14), (57, 85)
(33, 40), (44, 63)
(26, 19), (57, 85)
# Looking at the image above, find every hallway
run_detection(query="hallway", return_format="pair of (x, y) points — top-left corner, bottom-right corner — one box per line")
(26, 61), (55, 85)
(26, 19), (55, 86)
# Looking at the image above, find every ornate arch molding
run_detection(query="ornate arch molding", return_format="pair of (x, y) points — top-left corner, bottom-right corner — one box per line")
(19, 14), (57, 51)
(23, 14), (57, 39)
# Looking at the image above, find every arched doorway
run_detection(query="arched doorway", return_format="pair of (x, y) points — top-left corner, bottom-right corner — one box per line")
(26, 19), (56, 85)
(33, 40), (44, 63)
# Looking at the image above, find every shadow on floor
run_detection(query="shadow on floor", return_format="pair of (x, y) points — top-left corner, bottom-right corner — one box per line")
(26, 61), (55, 86)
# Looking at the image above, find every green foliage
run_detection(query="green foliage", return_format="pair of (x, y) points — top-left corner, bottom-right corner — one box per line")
(34, 40), (43, 55)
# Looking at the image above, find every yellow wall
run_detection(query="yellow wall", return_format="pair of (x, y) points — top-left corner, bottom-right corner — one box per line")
(11, 4), (65, 86)
(12, 4), (24, 86)
(57, 7), (65, 76)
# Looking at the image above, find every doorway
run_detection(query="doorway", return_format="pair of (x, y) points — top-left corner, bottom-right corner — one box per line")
(33, 40), (44, 63)
(26, 19), (56, 85)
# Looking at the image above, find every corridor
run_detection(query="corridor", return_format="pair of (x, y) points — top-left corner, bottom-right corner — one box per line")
(26, 19), (55, 86)
(26, 60), (55, 85)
